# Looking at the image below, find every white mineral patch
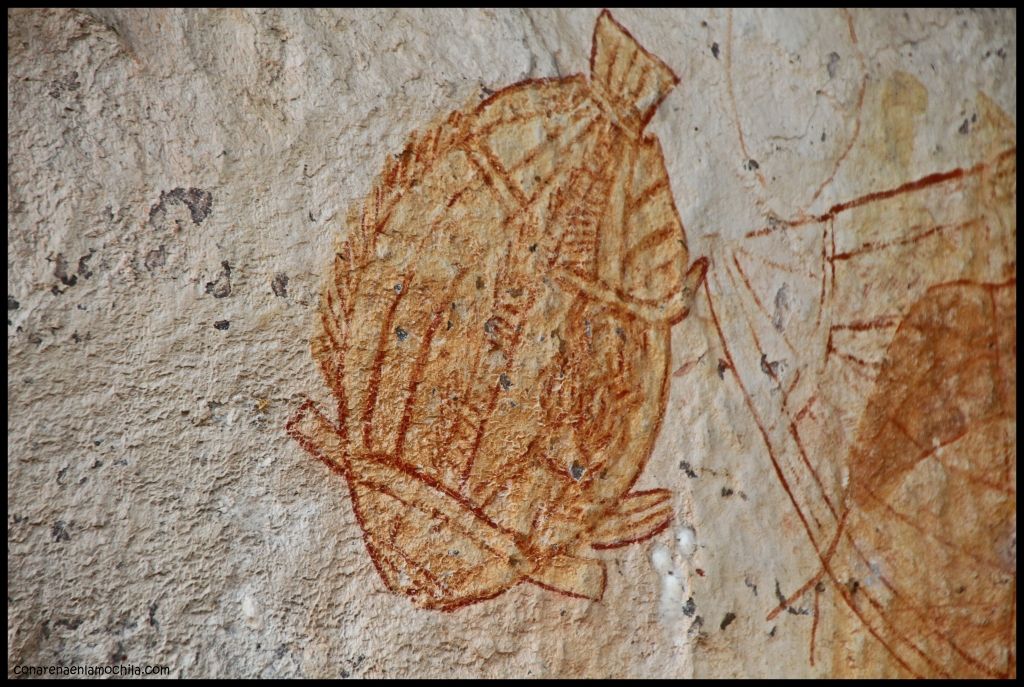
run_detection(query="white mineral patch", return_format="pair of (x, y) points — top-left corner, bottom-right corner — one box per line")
(676, 526), (698, 558)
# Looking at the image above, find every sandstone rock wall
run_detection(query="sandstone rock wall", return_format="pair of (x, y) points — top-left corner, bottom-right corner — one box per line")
(8, 8), (1015, 678)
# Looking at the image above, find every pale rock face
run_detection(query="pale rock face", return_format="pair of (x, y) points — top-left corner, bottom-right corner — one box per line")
(7, 8), (1016, 678)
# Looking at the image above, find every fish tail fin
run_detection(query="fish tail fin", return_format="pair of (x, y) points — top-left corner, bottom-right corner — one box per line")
(589, 10), (680, 132)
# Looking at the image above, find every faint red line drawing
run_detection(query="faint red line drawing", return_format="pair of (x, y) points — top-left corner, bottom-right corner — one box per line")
(705, 65), (1016, 674)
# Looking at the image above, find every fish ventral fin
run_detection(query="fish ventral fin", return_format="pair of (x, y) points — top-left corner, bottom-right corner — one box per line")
(590, 489), (674, 549)
(590, 10), (680, 132)
(526, 554), (607, 601)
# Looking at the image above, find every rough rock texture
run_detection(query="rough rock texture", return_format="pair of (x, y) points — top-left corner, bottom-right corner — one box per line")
(7, 8), (1016, 678)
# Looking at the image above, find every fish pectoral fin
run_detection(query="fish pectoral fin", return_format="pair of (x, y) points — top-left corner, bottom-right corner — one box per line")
(286, 399), (347, 471)
(553, 257), (707, 324)
(662, 256), (709, 323)
(526, 554), (606, 601)
(590, 489), (674, 549)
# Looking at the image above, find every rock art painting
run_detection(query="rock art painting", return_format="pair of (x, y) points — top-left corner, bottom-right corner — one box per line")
(704, 12), (1016, 676)
(7, 6), (1016, 679)
(288, 11), (708, 611)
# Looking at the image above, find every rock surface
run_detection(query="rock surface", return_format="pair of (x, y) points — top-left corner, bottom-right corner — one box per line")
(7, 8), (1016, 678)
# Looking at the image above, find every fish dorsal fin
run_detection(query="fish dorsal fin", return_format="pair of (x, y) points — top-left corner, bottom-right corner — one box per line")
(589, 10), (679, 133)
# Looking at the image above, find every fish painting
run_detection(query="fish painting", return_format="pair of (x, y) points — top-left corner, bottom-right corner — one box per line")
(288, 10), (706, 610)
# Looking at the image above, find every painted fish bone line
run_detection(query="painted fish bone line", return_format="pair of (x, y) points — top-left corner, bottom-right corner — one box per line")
(288, 10), (708, 610)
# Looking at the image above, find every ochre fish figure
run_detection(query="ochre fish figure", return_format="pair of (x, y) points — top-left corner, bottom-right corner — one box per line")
(288, 10), (708, 610)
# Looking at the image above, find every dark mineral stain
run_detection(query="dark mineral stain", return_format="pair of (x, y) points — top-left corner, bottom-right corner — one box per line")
(8, 296), (19, 311)
(744, 576), (758, 596)
(760, 354), (782, 377)
(710, 42), (720, 59)
(51, 253), (78, 287)
(77, 250), (95, 279)
(569, 461), (585, 481)
(214, 320), (230, 330)
(775, 578), (811, 615)
(54, 617), (83, 630)
(774, 579), (787, 605)
(720, 612), (737, 630)
(772, 284), (789, 332)
(745, 159), (760, 171)
(148, 602), (159, 630)
(51, 520), (70, 542)
(149, 187), (214, 228)
(47, 70), (80, 98)
(682, 597), (697, 617)
(528, 243), (538, 252)
(827, 51), (840, 78)
(145, 246), (167, 271)
(959, 118), (970, 134)
(679, 461), (698, 478)
(689, 619), (706, 647)
(717, 359), (729, 379)
(395, 326), (408, 341)
(499, 373), (512, 390)
(721, 487), (734, 498)
(272, 273), (289, 298)
(205, 261), (232, 298)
